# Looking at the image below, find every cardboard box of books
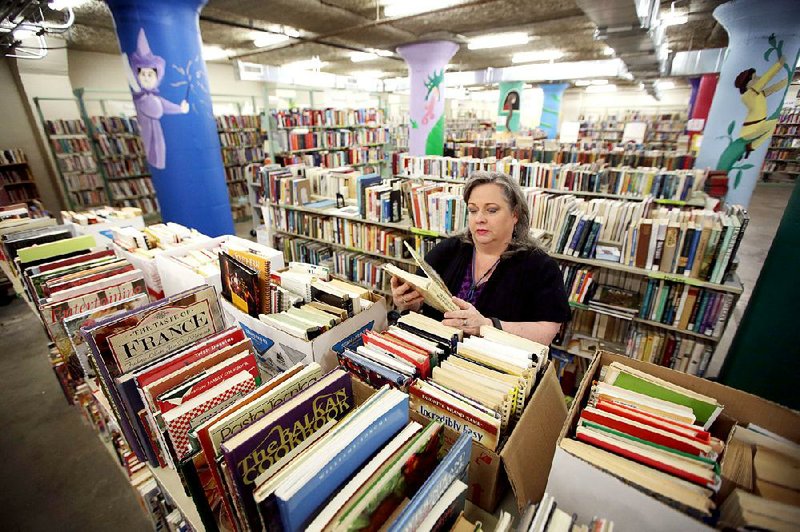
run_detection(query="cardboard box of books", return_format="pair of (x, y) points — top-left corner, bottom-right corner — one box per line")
(409, 359), (568, 513)
(155, 235), (284, 298)
(545, 350), (800, 531)
(221, 295), (388, 374)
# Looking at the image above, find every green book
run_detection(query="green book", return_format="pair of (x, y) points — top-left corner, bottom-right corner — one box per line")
(17, 234), (96, 264)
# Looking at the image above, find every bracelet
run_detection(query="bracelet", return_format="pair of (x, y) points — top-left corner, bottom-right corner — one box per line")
(490, 317), (502, 330)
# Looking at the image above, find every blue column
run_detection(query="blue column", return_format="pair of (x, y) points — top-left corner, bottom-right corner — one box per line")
(539, 83), (569, 139)
(106, 0), (234, 236)
(694, 0), (800, 207)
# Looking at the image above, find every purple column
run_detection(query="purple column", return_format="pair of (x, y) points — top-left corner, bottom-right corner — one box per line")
(397, 41), (459, 156)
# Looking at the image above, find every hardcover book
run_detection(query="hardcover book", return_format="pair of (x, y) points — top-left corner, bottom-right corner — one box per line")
(220, 251), (261, 317)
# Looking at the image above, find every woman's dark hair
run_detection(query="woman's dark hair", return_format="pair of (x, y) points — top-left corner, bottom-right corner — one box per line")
(460, 171), (539, 257)
(735, 68), (756, 94)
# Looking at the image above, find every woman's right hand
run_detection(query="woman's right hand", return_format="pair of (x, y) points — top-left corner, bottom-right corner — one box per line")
(390, 276), (424, 312)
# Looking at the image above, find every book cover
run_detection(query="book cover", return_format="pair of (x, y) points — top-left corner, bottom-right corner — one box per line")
(228, 249), (271, 315)
(634, 220), (652, 269)
(221, 370), (354, 529)
(219, 252), (261, 317)
(387, 432), (472, 532)
(337, 349), (413, 390)
(275, 389), (410, 532)
(659, 223), (680, 273)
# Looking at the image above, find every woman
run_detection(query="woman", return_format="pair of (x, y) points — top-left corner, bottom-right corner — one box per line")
(390, 171), (570, 345)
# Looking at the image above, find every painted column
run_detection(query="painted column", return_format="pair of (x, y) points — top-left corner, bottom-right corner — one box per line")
(497, 81), (524, 133)
(397, 41), (459, 156)
(688, 74), (720, 149)
(539, 83), (569, 139)
(687, 77), (701, 117)
(106, 0), (234, 236)
(694, 0), (800, 207)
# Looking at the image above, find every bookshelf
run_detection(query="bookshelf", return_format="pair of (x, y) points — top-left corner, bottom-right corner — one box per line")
(89, 116), (160, 220)
(762, 109), (800, 182)
(43, 119), (110, 210)
(578, 111), (688, 151)
(217, 115), (265, 222)
(0, 148), (41, 207)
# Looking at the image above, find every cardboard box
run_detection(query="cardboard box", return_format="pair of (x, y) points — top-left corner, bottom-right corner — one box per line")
(65, 216), (145, 247)
(221, 295), (388, 374)
(545, 351), (800, 531)
(410, 361), (568, 514)
(155, 235), (284, 298)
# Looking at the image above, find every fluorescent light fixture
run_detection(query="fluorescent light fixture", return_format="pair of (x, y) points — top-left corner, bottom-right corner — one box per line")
(574, 79), (592, 86)
(590, 79), (609, 85)
(383, 0), (459, 18)
(656, 80), (676, 90)
(661, 14), (688, 26)
(350, 70), (387, 78)
(283, 58), (328, 71)
(253, 32), (291, 48)
(276, 89), (297, 98)
(586, 84), (617, 93)
(511, 49), (563, 64)
(467, 32), (529, 50)
(202, 45), (230, 61)
(375, 49), (393, 57)
(350, 51), (378, 63)
(602, 46), (615, 56)
(12, 27), (38, 40)
(48, 0), (90, 8)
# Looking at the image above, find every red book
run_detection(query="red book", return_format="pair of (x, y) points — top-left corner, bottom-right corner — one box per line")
(594, 400), (711, 443)
(580, 407), (711, 457)
(35, 249), (116, 273)
(46, 264), (135, 295)
(362, 330), (431, 378)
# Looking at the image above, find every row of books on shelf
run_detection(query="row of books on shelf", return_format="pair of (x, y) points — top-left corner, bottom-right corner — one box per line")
(115, 196), (159, 215)
(278, 128), (387, 152)
(50, 136), (93, 154)
(774, 125), (799, 136)
(216, 114), (261, 131)
(45, 118), (86, 135)
(91, 115), (141, 136)
(108, 177), (155, 199)
(764, 149), (800, 161)
(57, 153), (97, 173)
(227, 180), (247, 199)
(219, 130), (263, 148)
(222, 146), (264, 167)
(225, 164), (257, 184)
(102, 157), (148, 178)
(407, 181), (467, 233)
(2, 187), (39, 204)
(69, 189), (107, 207)
(768, 137), (800, 148)
(272, 107), (385, 128)
(0, 167), (31, 185)
(94, 135), (146, 159)
(777, 110), (800, 125)
(550, 200), (747, 284)
(1, 148), (26, 165)
(64, 171), (104, 191)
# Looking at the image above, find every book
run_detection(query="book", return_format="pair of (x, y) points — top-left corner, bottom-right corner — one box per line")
(227, 248), (271, 315)
(221, 368), (354, 529)
(219, 252), (260, 317)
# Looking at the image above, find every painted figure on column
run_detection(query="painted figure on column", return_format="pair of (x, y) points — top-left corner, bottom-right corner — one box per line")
(123, 29), (190, 170)
(716, 33), (793, 187)
(421, 69), (445, 154)
(502, 90), (520, 131)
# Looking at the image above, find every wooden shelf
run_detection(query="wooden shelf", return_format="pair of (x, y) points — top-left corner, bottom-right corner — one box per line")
(283, 142), (385, 154)
(0, 161), (27, 168)
(48, 133), (87, 139)
(275, 124), (384, 130)
(275, 229), (418, 267)
(108, 173), (151, 180)
(550, 252), (743, 294)
(99, 153), (146, 161)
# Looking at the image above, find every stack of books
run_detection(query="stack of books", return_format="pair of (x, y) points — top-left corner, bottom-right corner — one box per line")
(516, 493), (615, 532)
(110, 223), (206, 257)
(562, 362), (725, 520)
(337, 311), (548, 452)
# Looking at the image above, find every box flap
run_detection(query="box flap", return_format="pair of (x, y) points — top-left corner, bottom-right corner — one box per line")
(502, 362), (568, 511)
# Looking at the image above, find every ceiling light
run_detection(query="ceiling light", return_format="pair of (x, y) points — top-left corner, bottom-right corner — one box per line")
(467, 32), (529, 50)
(574, 79), (592, 87)
(12, 27), (38, 40)
(253, 32), (291, 48)
(48, 0), (90, 9)
(374, 49), (393, 57)
(382, 0), (459, 18)
(656, 80), (676, 90)
(351, 70), (387, 78)
(661, 14), (688, 27)
(202, 45), (230, 61)
(350, 51), (379, 63)
(586, 84), (617, 93)
(602, 46), (615, 56)
(511, 50), (563, 64)
(590, 79), (609, 85)
(283, 58), (328, 71)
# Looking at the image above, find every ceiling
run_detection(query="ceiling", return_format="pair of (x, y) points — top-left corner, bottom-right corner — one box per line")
(36, 0), (730, 79)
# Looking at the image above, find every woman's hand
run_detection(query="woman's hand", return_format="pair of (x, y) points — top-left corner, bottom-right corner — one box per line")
(443, 296), (492, 336)
(390, 276), (423, 312)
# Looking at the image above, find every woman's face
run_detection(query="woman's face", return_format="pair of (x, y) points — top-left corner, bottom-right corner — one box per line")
(467, 183), (518, 248)
(137, 67), (158, 90)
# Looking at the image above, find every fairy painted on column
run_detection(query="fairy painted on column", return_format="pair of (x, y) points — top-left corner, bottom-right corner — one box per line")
(122, 28), (189, 170)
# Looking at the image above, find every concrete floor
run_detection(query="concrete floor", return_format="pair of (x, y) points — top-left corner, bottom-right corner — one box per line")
(0, 183), (791, 529)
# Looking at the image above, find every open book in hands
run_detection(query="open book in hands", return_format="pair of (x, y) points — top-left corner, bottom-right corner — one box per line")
(383, 242), (459, 314)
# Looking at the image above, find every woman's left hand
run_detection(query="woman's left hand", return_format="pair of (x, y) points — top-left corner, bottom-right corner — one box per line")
(443, 297), (492, 336)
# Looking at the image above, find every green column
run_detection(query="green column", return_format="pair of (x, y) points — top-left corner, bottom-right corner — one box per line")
(720, 181), (800, 409)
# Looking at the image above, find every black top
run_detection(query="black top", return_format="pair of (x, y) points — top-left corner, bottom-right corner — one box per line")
(421, 237), (571, 324)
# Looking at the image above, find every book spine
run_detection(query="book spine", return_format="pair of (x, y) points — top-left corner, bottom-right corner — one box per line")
(712, 293), (734, 338)
(724, 211), (749, 279)
(683, 228), (703, 276)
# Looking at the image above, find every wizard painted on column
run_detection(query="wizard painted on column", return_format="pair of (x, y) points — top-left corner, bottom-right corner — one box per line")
(123, 29), (189, 170)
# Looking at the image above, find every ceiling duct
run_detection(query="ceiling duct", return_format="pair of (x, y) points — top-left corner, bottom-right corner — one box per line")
(576, 0), (666, 82)
(670, 48), (727, 77)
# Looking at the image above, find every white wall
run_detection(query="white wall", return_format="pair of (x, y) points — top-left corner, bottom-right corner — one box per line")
(0, 58), (63, 213)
